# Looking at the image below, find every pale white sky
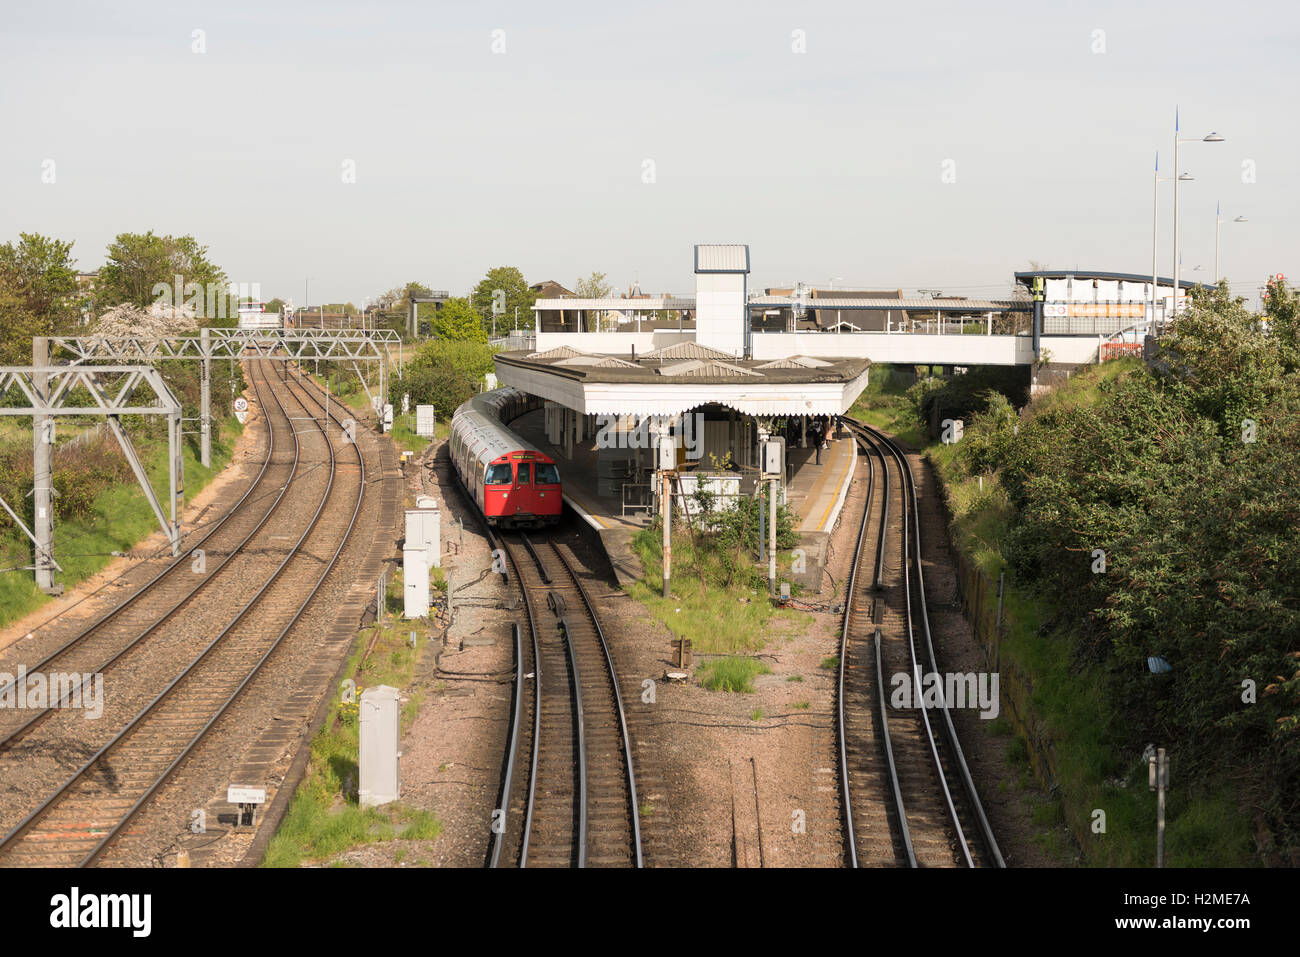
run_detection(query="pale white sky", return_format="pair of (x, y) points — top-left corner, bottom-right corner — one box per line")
(2, 0), (1295, 305)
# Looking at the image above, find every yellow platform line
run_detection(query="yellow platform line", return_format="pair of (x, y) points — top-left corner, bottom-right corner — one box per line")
(811, 438), (857, 533)
(564, 490), (610, 529)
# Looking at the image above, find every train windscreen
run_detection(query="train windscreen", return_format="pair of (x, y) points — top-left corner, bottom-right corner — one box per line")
(535, 463), (560, 484)
(516, 462), (532, 485)
(485, 463), (512, 485)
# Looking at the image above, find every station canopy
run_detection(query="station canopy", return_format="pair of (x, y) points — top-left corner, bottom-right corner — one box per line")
(493, 342), (870, 418)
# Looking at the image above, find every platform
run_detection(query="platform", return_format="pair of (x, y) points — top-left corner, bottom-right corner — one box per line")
(510, 409), (856, 590)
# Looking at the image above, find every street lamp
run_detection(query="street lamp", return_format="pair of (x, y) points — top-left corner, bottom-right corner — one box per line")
(1172, 111), (1224, 316)
(1152, 150), (1194, 325)
(1214, 203), (1247, 283)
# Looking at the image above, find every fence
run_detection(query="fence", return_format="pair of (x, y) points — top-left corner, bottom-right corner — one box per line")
(1099, 341), (1144, 362)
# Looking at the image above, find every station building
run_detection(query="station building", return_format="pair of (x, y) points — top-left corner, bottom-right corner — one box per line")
(491, 246), (1202, 585)
(494, 245), (877, 587)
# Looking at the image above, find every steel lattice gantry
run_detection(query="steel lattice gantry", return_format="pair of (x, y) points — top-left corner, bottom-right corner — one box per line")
(3, 329), (398, 591)
(48, 327), (401, 363)
(47, 328), (401, 467)
(0, 353), (185, 592)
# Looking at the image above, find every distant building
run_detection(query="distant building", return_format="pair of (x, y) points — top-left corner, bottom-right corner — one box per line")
(755, 287), (910, 332)
(531, 280), (580, 332)
(1013, 269), (1209, 334)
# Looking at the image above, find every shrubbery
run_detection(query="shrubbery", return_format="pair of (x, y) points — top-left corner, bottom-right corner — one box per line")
(671, 488), (798, 590)
(941, 281), (1300, 846)
(388, 339), (497, 419)
(909, 364), (1030, 432)
(0, 432), (133, 530)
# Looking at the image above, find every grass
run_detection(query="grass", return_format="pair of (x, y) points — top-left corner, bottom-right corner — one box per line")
(627, 524), (805, 655)
(697, 656), (771, 693)
(819, 655), (838, 670)
(792, 700), (809, 710)
(0, 417), (243, 630)
(923, 358), (1255, 866)
(750, 707), (765, 722)
(847, 364), (927, 446)
(261, 600), (440, 867)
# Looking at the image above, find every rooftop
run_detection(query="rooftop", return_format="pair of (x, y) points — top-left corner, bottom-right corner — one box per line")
(693, 244), (750, 273)
(496, 341), (868, 387)
(1014, 269), (1210, 290)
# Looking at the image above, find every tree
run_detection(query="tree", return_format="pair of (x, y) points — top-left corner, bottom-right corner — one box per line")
(0, 232), (79, 362)
(575, 271), (615, 330)
(471, 266), (536, 332)
(430, 297), (488, 342)
(97, 231), (228, 317)
(575, 270), (613, 299)
(391, 339), (498, 418)
(1263, 277), (1300, 374)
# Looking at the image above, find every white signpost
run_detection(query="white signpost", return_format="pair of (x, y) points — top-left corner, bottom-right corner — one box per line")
(227, 785), (266, 827)
(415, 404), (436, 437)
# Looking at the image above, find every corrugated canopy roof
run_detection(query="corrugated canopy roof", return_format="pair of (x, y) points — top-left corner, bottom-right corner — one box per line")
(750, 296), (1026, 312)
(531, 297), (694, 311)
(641, 341), (734, 360)
(694, 244), (750, 273)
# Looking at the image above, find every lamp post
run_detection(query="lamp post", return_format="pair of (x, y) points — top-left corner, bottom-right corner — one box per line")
(1214, 203), (1247, 284)
(1172, 110), (1224, 316)
(1152, 151), (1194, 326)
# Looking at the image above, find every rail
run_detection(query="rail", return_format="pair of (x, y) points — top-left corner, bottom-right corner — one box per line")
(0, 360), (367, 866)
(837, 415), (1005, 868)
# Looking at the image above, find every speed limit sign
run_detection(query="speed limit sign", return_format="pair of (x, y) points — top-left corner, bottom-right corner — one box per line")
(234, 397), (248, 412)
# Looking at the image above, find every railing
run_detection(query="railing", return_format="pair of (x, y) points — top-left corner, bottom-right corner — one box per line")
(621, 483), (652, 517)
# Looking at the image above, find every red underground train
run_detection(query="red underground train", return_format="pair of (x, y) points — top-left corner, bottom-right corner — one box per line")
(448, 388), (563, 529)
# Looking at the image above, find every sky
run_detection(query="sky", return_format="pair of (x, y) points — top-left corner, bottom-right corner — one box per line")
(2, 0), (1296, 307)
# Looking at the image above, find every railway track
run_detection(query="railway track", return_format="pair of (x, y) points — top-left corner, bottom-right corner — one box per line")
(836, 417), (1004, 868)
(0, 360), (366, 867)
(0, 361), (299, 756)
(485, 528), (641, 868)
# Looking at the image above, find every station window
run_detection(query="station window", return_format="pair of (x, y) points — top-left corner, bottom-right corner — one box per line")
(485, 463), (513, 485)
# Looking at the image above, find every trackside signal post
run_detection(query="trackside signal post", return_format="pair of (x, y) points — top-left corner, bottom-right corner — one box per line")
(658, 425), (674, 598)
(761, 434), (785, 597)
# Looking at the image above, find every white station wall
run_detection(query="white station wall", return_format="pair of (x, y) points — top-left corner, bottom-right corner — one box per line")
(694, 272), (746, 357)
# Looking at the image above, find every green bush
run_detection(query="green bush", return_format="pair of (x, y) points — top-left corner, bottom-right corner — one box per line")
(940, 284), (1300, 849)
(389, 339), (498, 418)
